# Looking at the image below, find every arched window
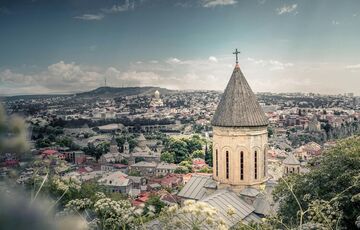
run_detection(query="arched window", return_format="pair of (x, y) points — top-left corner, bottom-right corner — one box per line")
(215, 149), (218, 177)
(226, 151), (229, 179)
(254, 151), (258, 180)
(240, 151), (244, 180)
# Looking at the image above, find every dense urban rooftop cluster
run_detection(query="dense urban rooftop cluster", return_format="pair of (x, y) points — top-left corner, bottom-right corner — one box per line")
(1, 87), (360, 229)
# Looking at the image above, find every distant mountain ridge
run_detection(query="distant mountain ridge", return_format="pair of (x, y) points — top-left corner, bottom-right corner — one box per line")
(75, 86), (174, 98)
(4, 86), (175, 101)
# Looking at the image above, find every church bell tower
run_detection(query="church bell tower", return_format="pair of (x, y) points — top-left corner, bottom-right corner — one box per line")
(211, 49), (269, 189)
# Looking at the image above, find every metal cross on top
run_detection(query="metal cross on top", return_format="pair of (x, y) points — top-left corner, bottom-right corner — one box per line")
(233, 48), (240, 64)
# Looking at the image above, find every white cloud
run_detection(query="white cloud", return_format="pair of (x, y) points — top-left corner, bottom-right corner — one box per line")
(276, 4), (297, 15)
(166, 57), (182, 64)
(102, 0), (135, 13)
(201, 0), (237, 8)
(0, 61), (103, 94)
(247, 57), (294, 71)
(75, 0), (137, 21)
(345, 64), (360, 70)
(0, 69), (33, 84)
(3, 57), (360, 95)
(74, 14), (104, 21)
(209, 56), (218, 63)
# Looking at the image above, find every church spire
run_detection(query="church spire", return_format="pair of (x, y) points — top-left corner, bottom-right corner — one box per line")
(211, 51), (268, 127)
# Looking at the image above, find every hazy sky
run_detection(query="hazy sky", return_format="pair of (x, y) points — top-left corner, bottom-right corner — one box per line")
(1, 0), (360, 95)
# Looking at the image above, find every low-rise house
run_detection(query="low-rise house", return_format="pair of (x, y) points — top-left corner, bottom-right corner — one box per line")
(101, 164), (128, 173)
(132, 192), (150, 206)
(128, 176), (147, 190)
(155, 162), (178, 176)
(98, 171), (133, 194)
(130, 161), (157, 176)
(151, 174), (183, 188)
(65, 151), (86, 164)
(149, 183), (162, 190)
(99, 152), (122, 164)
(294, 141), (322, 161)
(2, 159), (19, 168)
(303, 141), (322, 155)
(42, 149), (58, 157)
(79, 170), (106, 183)
(192, 158), (207, 170)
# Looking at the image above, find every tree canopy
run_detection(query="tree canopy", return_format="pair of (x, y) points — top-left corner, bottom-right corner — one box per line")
(273, 135), (360, 229)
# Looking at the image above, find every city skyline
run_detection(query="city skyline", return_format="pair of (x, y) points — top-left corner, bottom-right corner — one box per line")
(1, 0), (360, 95)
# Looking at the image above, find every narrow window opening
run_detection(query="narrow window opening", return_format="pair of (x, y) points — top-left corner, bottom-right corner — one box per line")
(240, 151), (244, 180)
(254, 151), (258, 180)
(215, 149), (218, 177)
(226, 151), (229, 179)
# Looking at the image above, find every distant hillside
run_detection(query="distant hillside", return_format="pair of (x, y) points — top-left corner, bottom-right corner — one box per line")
(4, 94), (70, 101)
(75, 86), (174, 98)
(3, 87), (177, 101)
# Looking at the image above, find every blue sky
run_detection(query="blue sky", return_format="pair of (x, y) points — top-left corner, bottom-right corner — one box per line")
(1, 0), (360, 95)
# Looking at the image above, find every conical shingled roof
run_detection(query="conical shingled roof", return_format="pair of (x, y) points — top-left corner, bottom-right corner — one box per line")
(212, 65), (268, 127)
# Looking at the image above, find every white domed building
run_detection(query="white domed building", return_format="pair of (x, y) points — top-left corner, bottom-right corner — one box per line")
(149, 90), (164, 107)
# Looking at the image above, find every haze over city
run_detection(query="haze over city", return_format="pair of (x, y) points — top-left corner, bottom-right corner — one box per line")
(1, 0), (360, 95)
(1, 1), (360, 230)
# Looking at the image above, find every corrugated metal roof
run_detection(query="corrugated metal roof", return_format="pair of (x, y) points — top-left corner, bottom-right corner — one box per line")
(200, 189), (259, 227)
(243, 212), (261, 224)
(253, 195), (271, 216)
(211, 65), (268, 127)
(240, 187), (260, 197)
(177, 174), (215, 200)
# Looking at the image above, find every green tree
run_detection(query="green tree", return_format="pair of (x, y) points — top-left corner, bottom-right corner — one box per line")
(174, 166), (189, 174)
(144, 195), (166, 214)
(35, 138), (52, 148)
(183, 135), (203, 154)
(205, 143), (213, 166)
(135, 157), (145, 163)
(82, 142), (109, 161)
(179, 160), (192, 172)
(56, 136), (79, 150)
(165, 138), (189, 163)
(191, 149), (205, 159)
(274, 136), (360, 229)
(160, 151), (175, 163)
(267, 127), (274, 137)
(48, 134), (56, 142)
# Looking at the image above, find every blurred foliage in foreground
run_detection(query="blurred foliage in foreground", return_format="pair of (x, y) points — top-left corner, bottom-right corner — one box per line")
(0, 104), (29, 155)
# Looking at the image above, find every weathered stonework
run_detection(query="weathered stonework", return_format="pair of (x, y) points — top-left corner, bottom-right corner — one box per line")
(212, 125), (268, 189)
